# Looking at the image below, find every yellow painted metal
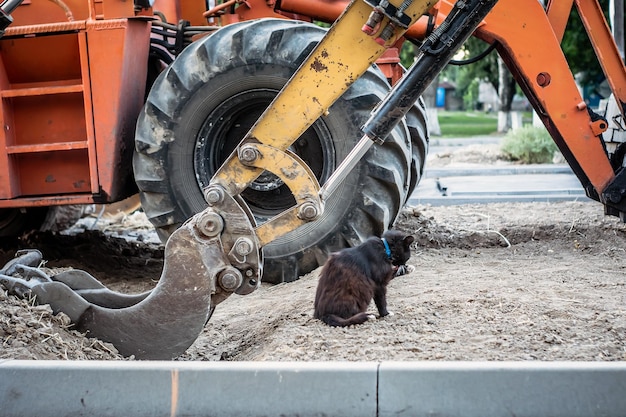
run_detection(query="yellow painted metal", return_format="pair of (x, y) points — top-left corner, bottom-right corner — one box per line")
(211, 0), (438, 197)
(247, 0), (437, 151)
(238, 144), (322, 246)
(255, 207), (313, 247)
(243, 144), (321, 203)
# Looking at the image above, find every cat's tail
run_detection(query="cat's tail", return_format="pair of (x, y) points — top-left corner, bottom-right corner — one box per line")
(321, 312), (372, 327)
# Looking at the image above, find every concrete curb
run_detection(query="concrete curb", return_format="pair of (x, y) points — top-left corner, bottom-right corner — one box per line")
(429, 136), (504, 146)
(407, 193), (588, 206)
(2, 360), (625, 417)
(423, 164), (574, 178)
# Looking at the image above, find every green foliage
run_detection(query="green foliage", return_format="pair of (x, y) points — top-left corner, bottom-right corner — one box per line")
(456, 38), (499, 88)
(313, 21), (331, 29)
(462, 78), (480, 110)
(440, 38), (499, 110)
(561, 0), (610, 85)
(501, 126), (558, 164)
(400, 41), (418, 69)
(438, 1), (615, 109)
(438, 111), (497, 137)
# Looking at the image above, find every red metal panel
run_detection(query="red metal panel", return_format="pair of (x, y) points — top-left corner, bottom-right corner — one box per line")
(0, 56), (16, 199)
(78, 31), (100, 194)
(15, 150), (91, 196)
(0, 31), (91, 202)
(10, 0), (135, 26)
(8, 94), (87, 146)
(0, 17), (150, 208)
(87, 19), (151, 202)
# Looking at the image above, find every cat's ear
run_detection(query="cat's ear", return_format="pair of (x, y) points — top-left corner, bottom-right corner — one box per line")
(404, 235), (415, 246)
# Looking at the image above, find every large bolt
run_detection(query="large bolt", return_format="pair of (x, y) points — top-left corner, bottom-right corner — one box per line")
(204, 185), (224, 206)
(362, 8), (383, 35)
(297, 201), (320, 221)
(536, 72), (551, 87)
(196, 211), (224, 238)
(238, 144), (260, 165)
(234, 237), (254, 256)
(218, 267), (243, 291)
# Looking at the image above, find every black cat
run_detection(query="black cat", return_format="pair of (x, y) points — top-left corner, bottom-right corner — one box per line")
(313, 230), (415, 327)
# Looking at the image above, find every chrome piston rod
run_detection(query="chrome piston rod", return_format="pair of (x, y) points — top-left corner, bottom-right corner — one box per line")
(320, 0), (499, 201)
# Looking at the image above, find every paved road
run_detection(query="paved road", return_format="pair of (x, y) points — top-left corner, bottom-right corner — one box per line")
(407, 136), (588, 206)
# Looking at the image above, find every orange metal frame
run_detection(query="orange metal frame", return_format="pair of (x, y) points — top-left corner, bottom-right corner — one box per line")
(0, 0), (624, 210)
(430, 0), (625, 201)
(0, 0), (150, 208)
(472, 0), (625, 200)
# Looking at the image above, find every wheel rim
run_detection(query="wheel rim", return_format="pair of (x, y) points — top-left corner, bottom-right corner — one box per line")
(194, 88), (335, 221)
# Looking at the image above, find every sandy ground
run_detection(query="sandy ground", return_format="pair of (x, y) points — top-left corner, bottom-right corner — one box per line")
(1, 144), (625, 361)
(181, 201), (626, 361)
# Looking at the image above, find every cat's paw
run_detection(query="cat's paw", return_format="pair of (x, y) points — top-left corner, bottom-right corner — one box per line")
(394, 264), (415, 276)
(367, 314), (377, 320)
(380, 311), (394, 318)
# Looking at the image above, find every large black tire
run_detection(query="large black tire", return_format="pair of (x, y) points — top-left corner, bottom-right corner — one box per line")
(133, 19), (428, 283)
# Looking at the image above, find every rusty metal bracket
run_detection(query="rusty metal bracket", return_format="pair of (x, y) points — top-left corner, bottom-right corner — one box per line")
(362, 0), (414, 29)
(230, 143), (325, 246)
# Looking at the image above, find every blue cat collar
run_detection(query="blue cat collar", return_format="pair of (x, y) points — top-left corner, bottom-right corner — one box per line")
(381, 238), (392, 260)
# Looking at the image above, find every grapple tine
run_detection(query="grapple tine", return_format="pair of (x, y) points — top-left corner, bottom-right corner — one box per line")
(12, 264), (52, 283)
(73, 289), (151, 308)
(0, 249), (42, 275)
(49, 269), (151, 308)
(0, 274), (37, 298)
(52, 269), (107, 290)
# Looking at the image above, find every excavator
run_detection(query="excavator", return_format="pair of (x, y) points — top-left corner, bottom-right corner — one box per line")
(0, 0), (624, 360)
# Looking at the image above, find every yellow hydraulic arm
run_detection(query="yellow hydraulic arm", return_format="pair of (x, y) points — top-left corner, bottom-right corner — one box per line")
(209, 0), (438, 246)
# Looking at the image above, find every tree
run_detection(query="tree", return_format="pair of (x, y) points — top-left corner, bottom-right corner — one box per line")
(401, 0), (616, 132)
(440, 36), (517, 131)
(561, 0), (611, 86)
(497, 56), (517, 132)
(440, 37), (510, 117)
(440, 0), (615, 129)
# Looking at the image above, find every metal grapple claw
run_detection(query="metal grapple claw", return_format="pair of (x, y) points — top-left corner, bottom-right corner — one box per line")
(0, 249), (49, 298)
(1, 249), (43, 275)
(0, 193), (261, 359)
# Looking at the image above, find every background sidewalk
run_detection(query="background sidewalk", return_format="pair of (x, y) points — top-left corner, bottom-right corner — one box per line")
(408, 135), (586, 206)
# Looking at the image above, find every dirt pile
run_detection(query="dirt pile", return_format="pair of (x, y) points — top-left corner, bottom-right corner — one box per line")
(2, 200), (624, 362)
(427, 143), (508, 167)
(0, 289), (124, 360)
(182, 201), (626, 362)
